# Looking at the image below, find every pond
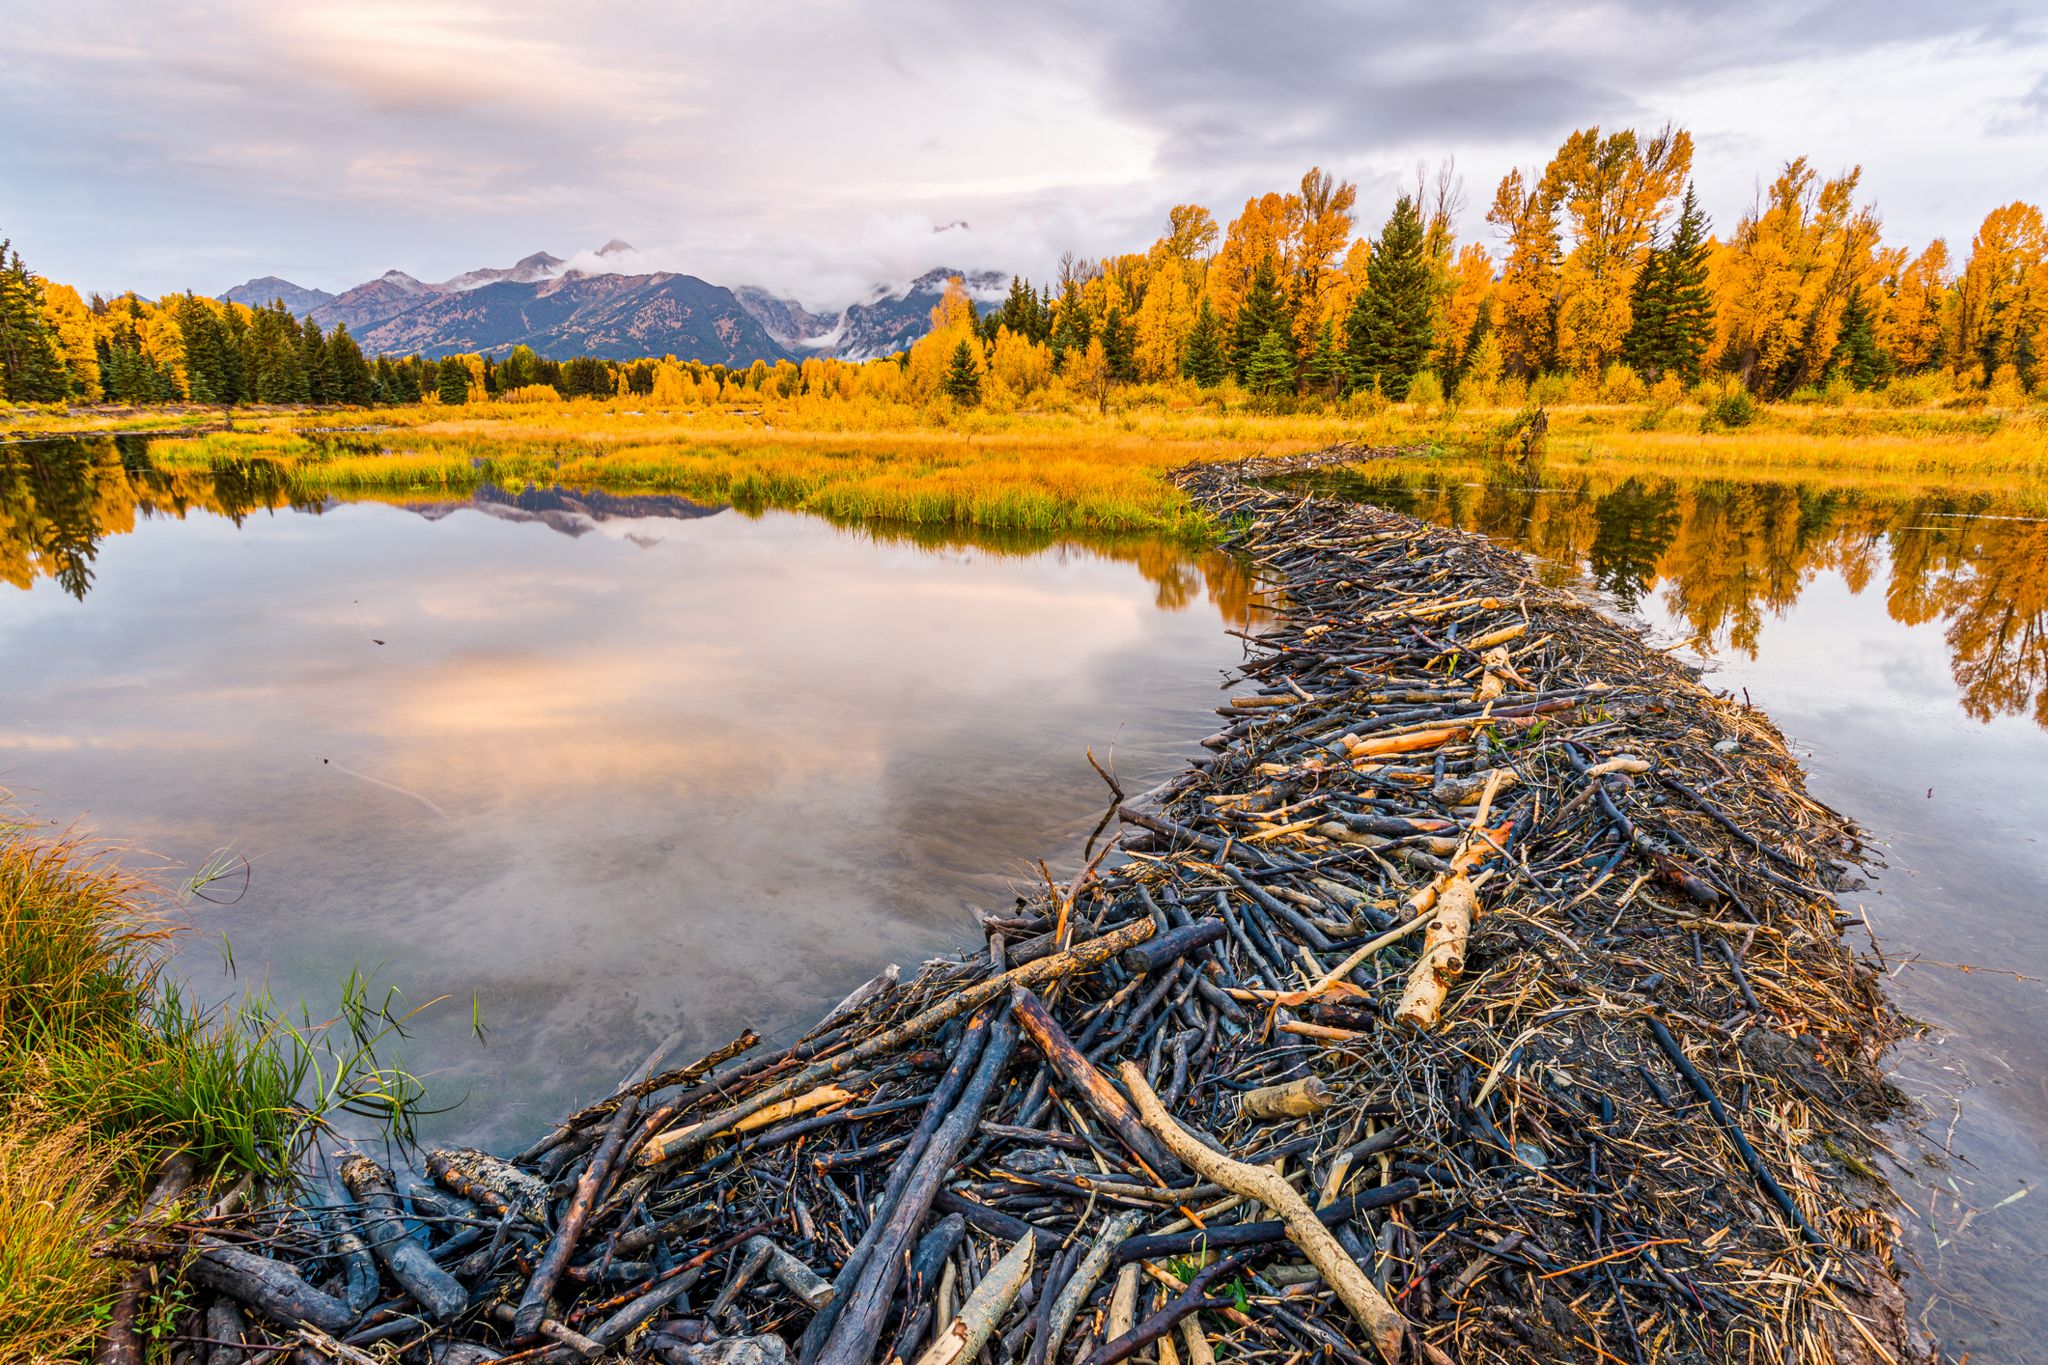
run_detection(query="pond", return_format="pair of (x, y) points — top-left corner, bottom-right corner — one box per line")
(2, 438), (1271, 1149)
(1301, 459), (2048, 1359)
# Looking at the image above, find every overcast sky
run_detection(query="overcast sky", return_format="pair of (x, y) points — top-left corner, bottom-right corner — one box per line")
(4, 1), (2044, 308)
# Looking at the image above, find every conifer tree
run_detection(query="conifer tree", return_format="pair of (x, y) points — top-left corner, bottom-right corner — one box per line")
(0, 241), (71, 401)
(1241, 328), (1296, 396)
(1301, 320), (1348, 398)
(436, 356), (470, 404)
(1101, 303), (1137, 381)
(941, 339), (982, 403)
(299, 316), (332, 403)
(1181, 297), (1228, 387)
(1621, 183), (1715, 383)
(1230, 259), (1292, 384)
(1829, 287), (1888, 389)
(1344, 195), (1435, 399)
(1050, 279), (1092, 362)
(328, 325), (372, 405)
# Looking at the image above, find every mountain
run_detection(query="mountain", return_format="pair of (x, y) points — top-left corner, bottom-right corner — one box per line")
(219, 276), (335, 317)
(231, 246), (1009, 365)
(356, 272), (793, 365)
(833, 268), (1007, 360)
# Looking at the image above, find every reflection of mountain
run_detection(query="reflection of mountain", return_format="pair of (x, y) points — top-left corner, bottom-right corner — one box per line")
(398, 485), (728, 540)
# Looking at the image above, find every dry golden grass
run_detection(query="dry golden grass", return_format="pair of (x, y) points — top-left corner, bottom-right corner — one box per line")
(0, 1110), (130, 1363)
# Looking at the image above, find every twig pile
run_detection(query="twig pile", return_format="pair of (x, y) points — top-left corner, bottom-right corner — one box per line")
(126, 445), (1925, 1365)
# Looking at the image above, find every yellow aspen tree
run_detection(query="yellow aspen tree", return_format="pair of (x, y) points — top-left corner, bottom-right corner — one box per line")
(1545, 124), (1693, 377)
(1486, 168), (1561, 376)
(1132, 264), (1198, 381)
(1287, 167), (1357, 348)
(1210, 191), (1296, 325)
(38, 281), (102, 400)
(1431, 243), (1494, 378)
(1878, 240), (1952, 373)
(1955, 202), (2047, 383)
(988, 325), (1054, 397)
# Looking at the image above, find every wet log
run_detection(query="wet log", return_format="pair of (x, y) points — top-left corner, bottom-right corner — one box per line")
(513, 1094), (641, 1337)
(338, 1156), (468, 1322)
(745, 1235), (834, 1311)
(428, 1148), (551, 1222)
(1119, 921), (1226, 975)
(1010, 986), (1181, 1180)
(187, 1238), (358, 1333)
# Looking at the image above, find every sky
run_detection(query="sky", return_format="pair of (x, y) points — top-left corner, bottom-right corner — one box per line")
(4, 0), (2045, 309)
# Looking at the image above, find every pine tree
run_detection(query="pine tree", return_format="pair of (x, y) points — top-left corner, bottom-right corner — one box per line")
(1051, 280), (1092, 362)
(1301, 320), (1348, 398)
(1241, 328), (1296, 396)
(436, 356), (470, 404)
(1621, 182), (1714, 384)
(1181, 298), (1228, 387)
(1230, 259), (1291, 384)
(328, 325), (373, 405)
(1829, 287), (1888, 389)
(299, 316), (332, 403)
(941, 339), (982, 403)
(1620, 251), (1667, 375)
(1101, 304), (1137, 382)
(1343, 195), (1435, 399)
(0, 242), (73, 401)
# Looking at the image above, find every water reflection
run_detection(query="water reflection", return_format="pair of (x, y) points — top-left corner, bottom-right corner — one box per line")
(2, 439), (1269, 1147)
(1308, 465), (2048, 729)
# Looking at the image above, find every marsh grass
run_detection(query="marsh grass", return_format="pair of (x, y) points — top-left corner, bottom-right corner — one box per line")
(1, 833), (443, 1357)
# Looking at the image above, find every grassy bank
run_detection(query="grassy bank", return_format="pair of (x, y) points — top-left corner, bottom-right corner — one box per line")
(126, 389), (2048, 534)
(0, 833), (423, 1358)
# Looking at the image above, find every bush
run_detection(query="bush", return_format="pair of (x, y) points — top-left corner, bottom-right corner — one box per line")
(1700, 382), (1758, 430)
(1600, 362), (1647, 404)
(1883, 372), (1949, 408)
(1406, 370), (1445, 410)
(1527, 372), (1573, 406)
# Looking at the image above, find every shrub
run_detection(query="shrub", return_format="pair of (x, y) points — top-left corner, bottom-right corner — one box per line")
(1527, 372), (1573, 406)
(1406, 370), (1445, 410)
(1700, 382), (1758, 430)
(1600, 362), (1647, 404)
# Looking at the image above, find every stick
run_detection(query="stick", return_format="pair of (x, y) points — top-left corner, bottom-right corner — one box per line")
(1117, 1061), (1408, 1362)
(911, 1233), (1035, 1365)
(338, 1157), (468, 1321)
(513, 1093), (641, 1337)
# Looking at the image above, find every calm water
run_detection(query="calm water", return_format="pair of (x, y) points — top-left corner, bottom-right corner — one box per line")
(1307, 463), (2048, 1360)
(2, 439), (1269, 1147)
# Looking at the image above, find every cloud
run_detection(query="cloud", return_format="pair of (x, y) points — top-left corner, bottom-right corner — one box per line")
(3, 0), (2043, 304)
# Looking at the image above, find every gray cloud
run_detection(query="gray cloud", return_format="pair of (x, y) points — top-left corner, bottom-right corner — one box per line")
(2, 0), (2043, 306)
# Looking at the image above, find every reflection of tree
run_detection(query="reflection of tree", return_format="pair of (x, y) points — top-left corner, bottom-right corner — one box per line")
(1588, 479), (1681, 609)
(1308, 465), (2048, 732)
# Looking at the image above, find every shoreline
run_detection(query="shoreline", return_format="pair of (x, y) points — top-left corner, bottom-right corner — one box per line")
(114, 444), (1923, 1363)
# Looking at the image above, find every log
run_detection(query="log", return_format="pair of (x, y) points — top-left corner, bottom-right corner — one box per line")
(1009, 986), (1181, 1180)
(911, 1233), (1035, 1365)
(1117, 1062), (1407, 1363)
(187, 1239), (358, 1333)
(1041, 1209), (1145, 1365)
(1241, 1076), (1333, 1120)
(644, 918), (1151, 1170)
(1119, 921), (1226, 975)
(745, 1235), (835, 1311)
(1393, 873), (1477, 1031)
(338, 1156), (468, 1322)
(428, 1147), (551, 1222)
(813, 1016), (1020, 1365)
(1111, 1181), (1421, 1264)
(512, 1094), (641, 1337)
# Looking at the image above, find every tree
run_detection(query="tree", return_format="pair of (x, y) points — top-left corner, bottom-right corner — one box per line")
(1100, 303), (1137, 381)
(1955, 201), (2047, 384)
(1230, 259), (1291, 384)
(1487, 170), (1561, 376)
(1344, 195), (1435, 399)
(1300, 320), (1347, 398)
(1829, 287), (1888, 388)
(0, 241), (72, 401)
(1545, 124), (1693, 375)
(1622, 183), (1715, 383)
(941, 339), (982, 403)
(1182, 298), (1228, 387)
(327, 325), (373, 405)
(1241, 328), (1296, 396)
(436, 356), (470, 404)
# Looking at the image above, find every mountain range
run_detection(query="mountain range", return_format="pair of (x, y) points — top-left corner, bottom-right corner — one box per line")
(219, 244), (1006, 367)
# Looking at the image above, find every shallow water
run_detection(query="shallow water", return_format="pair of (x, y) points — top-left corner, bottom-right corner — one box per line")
(2, 439), (1271, 1148)
(1306, 462), (2048, 1359)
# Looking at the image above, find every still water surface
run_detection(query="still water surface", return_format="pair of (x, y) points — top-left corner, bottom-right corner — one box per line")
(1305, 462), (2048, 1360)
(3, 439), (1268, 1149)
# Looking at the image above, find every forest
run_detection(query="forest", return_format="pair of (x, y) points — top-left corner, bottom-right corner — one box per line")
(3, 123), (2046, 415)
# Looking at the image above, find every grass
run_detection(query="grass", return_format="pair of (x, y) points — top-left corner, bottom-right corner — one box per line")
(0, 832), (437, 1359)
(133, 388), (2048, 534)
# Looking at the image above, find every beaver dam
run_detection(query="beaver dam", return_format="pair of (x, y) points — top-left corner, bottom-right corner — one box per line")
(109, 446), (1924, 1365)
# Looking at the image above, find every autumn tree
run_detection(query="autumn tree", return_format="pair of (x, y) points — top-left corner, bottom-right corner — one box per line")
(1486, 169), (1561, 376)
(1955, 201), (2046, 384)
(1286, 167), (1358, 347)
(1545, 124), (1693, 376)
(1878, 241), (1952, 374)
(39, 280), (100, 400)
(1622, 183), (1715, 383)
(1344, 195), (1435, 398)
(1230, 258), (1293, 385)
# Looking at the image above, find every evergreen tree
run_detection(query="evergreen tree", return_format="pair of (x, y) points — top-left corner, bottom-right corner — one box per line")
(436, 356), (469, 404)
(392, 356), (422, 403)
(327, 325), (373, 405)
(1300, 320), (1348, 398)
(1622, 183), (1715, 384)
(1829, 287), (1888, 389)
(299, 316), (332, 403)
(0, 241), (72, 401)
(1241, 328), (1296, 396)
(1230, 259), (1291, 384)
(1101, 303), (1137, 382)
(1344, 195), (1435, 399)
(940, 339), (982, 403)
(1050, 280), (1092, 362)
(1181, 297), (1228, 387)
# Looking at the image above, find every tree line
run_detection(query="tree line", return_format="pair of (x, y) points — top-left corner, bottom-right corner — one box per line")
(4, 127), (2045, 410)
